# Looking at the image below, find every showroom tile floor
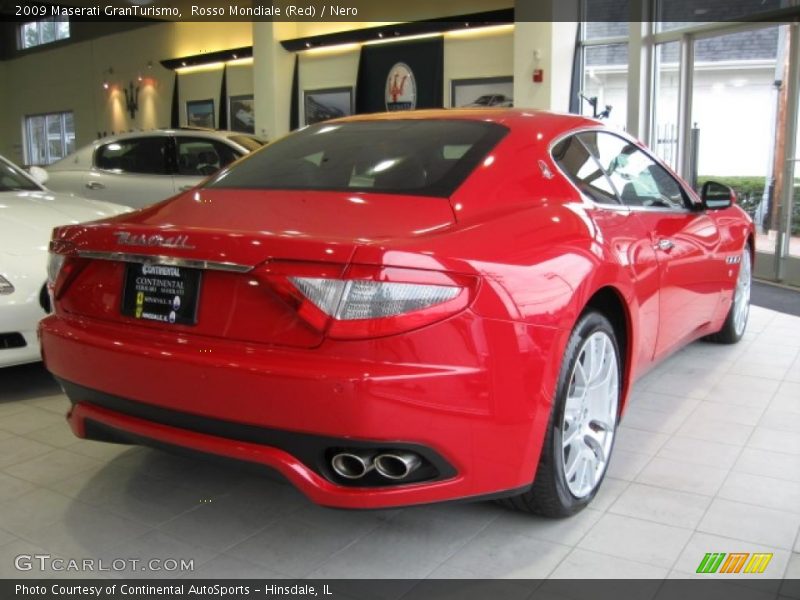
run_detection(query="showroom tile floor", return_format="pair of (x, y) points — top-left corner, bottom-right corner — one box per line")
(0, 306), (799, 589)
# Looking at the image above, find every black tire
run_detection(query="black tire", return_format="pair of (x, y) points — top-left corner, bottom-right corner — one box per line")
(499, 310), (621, 517)
(705, 244), (751, 345)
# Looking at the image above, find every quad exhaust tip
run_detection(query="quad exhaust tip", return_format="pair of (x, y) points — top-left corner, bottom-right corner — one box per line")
(331, 452), (375, 480)
(374, 452), (422, 480)
(330, 450), (422, 481)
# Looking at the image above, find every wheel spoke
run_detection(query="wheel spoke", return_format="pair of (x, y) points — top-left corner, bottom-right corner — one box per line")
(562, 417), (581, 449)
(589, 335), (604, 380)
(582, 452), (596, 492)
(564, 444), (581, 480)
(574, 359), (588, 389)
(587, 355), (615, 391)
(584, 426), (608, 465)
(574, 451), (590, 490)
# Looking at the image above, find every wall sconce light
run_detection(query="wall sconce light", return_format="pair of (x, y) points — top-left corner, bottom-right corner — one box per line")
(102, 67), (113, 90)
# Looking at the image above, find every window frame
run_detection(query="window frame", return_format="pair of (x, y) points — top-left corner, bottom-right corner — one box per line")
(23, 110), (75, 166)
(18, 17), (70, 50)
(205, 119), (510, 198)
(174, 136), (244, 177)
(550, 127), (699, 213)
(551, 132), (623, 207)
(93, 136), (172, 176)
(579, 130), (694, 212)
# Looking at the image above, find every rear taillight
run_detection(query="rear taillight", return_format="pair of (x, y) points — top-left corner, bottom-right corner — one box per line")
(47, 240), (86, 302)
(263, 263), (474, 339)
(46, 252), (66, 288)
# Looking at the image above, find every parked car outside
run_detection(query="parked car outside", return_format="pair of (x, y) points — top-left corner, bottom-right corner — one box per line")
(0, 155), (130, 367)
(45, 129), (266, 209)
(41, 109), (753, 516)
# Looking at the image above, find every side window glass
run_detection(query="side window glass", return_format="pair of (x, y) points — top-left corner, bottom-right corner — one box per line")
(95, 138), (168, 175)
(580, 132), (687, 210)
(176, 138), (241, 177)
(552, 135), (620, 205)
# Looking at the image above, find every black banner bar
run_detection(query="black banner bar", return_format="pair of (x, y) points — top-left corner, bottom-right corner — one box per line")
(2, 0), (800, 22)
(4, 579), (800, 600)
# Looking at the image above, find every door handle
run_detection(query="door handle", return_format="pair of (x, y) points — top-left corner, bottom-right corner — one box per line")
(655, 239), (675, 252)
(85, 181), (105, 190)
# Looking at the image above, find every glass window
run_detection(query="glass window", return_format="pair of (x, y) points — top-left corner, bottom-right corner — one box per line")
(652, 41), (681, 169)
(582, 1), (629, 39)
(0, 158), (40, 192)
(207, 120), (508, 197)
(176, 138), (241, 177)
(46, 114), (65, 162)
(95, 138), (169, 175)
(24, 111), (74, 166)
(690, 27), (781, 255)
(581, 44), (629, 131)
(552, 135), (620, 205)
(655, 0), (782, 25)
(580, 131), (687, 209)
(792, 97), (800, 259)
(19, 17), (69, 49)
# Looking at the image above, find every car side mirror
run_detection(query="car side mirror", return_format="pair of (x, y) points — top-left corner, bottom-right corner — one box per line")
(28, 166), (49, 186)
(701, 181), (735, 210)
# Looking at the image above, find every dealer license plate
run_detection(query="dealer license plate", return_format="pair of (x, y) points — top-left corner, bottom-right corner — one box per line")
(121, 262), (202, 325)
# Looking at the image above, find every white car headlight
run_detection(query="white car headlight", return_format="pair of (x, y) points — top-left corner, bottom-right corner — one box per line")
(0, 274), (14, 295)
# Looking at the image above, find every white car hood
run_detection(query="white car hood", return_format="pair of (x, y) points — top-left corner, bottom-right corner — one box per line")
(0, 190), (129, 257)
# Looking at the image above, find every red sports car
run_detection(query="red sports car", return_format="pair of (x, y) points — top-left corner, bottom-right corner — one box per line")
(40, 110), (753, 516)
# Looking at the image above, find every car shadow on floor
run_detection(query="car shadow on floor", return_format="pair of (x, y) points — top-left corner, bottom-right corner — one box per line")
(0, 362), (61, 403)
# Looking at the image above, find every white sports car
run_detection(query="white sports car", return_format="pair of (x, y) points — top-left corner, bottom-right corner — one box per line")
(45, 129), (265, 209)
(0, 155), (130, 367)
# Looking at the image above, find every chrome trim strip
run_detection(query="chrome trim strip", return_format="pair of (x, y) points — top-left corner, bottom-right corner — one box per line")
(76, 251), (253, 273)
(625, 204), (691, 214)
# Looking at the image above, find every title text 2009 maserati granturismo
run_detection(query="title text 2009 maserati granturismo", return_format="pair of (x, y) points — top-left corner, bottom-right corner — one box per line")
(40, 110), (753, 516)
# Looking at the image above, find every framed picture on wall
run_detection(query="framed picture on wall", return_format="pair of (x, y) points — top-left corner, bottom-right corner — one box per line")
(186, 99), (215, 128)
(228, 94), (255, 134)
(304, 87), (353, 126)
(451, 76), (514, 108)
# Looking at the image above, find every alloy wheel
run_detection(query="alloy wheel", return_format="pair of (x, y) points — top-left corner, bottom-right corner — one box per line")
(733, 248), (751, 337)
(561, 331), (619, 498)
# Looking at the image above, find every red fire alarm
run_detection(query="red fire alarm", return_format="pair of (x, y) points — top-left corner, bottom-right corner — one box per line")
(533, 69), (544, 83)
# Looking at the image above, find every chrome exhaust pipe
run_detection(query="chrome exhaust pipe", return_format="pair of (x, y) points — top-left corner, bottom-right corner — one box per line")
(374, 452), (422, 480)
(331, 452), (375, 480)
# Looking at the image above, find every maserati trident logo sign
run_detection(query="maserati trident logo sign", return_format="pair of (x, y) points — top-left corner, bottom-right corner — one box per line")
(385, 62), (417, 111)
(113, 231), (194, 249)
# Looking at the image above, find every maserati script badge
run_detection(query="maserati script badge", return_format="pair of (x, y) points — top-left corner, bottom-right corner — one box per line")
(113, 231), (195, 249)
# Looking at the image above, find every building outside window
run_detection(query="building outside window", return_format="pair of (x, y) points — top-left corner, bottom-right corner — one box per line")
(19, 17), (70, 50)
(579, 19), (629, 132)
(577, 2), (799, 283)
(24, 112), (75, 166)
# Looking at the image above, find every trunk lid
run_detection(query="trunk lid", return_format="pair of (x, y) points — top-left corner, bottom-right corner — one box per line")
(56, 189), (455, 348)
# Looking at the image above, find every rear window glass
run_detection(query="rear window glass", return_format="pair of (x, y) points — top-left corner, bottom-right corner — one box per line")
(207, 119), (508, 197)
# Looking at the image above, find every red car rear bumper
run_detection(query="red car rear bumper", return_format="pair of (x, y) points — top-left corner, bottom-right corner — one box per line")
(40, 313), (565, 509)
